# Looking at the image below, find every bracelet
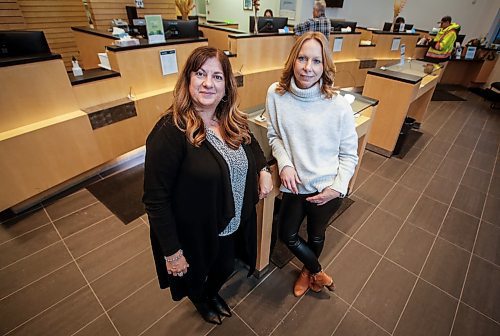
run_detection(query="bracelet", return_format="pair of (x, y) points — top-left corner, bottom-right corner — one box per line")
(260, 165), (271, 173)
(164, 249), (183, 262)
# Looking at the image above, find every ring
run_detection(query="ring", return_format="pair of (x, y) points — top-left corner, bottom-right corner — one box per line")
(178, 271), (183, 276)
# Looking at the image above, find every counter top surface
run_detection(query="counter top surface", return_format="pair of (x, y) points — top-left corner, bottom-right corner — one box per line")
(368, 67), (422, 84)
(0, 53), (62, 67)
(199, 23), (245, 34)
(228, 32), (295, 39)
(331, 31), (362, 35)
(106, 37), (208, 52)
(72, 26), (119, 40)
(371, 30), (420, 36)
(68, 68), (121, 86)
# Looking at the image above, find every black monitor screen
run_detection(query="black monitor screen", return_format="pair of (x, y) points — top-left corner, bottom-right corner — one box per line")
(383, 22), (414, 32)
(162, 19), (199, 39)
(0, 30), (51, 58)
(249, 16), (288, 33)
(176, 15), (199, 21)
(326, 0), (344, 7)
(456, 34), (466, 45)
(126, 6), (138, 24)
(330, 20), (357, 32)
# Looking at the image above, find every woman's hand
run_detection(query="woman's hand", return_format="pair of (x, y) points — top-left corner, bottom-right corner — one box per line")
(259, 170), (273, 199)
(165, 249), (189, 277)
(306, 187), (340, 206)
(280, 166), (301, 194)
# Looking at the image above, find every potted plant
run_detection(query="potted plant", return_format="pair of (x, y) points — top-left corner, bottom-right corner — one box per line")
(176, 0), (195, 20)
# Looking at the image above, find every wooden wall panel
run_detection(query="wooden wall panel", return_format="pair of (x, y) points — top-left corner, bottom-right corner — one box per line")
(0, 0), (26, 30)
(14, 0), (88, 69)
(87, 0), (176, 30)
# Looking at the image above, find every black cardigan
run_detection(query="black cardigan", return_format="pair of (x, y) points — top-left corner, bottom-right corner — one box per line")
(143, 115), (267, 300)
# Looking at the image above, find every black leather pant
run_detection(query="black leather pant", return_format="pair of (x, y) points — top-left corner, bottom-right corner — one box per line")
(279, 192), (342, 274)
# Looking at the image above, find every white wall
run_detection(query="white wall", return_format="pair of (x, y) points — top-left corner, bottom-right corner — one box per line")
(205, 0), (281, 31)
(319, 0), (500, 42)
(206, 0), (500, 42)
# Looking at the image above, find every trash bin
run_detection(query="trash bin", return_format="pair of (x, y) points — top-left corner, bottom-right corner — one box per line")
(393, 117), (415, 156)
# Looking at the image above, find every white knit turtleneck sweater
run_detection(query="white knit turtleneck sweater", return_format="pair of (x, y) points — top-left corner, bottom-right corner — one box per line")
(266, 79), (359, 195)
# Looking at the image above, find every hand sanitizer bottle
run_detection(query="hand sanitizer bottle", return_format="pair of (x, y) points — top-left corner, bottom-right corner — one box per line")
(71, 56), (83, 77)
(455, 42), (462, 59)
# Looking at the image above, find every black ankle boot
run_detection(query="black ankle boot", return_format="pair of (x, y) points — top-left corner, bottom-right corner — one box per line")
(192, 301), (222, 325)
(208, 294), (232, 317)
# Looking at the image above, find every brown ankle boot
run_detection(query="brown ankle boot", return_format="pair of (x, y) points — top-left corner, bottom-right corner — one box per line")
(293, 267), (312, 297)
(311, 271), (336, 292)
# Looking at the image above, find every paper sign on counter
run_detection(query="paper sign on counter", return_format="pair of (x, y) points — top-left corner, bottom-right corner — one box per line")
(333, 37), (343, 52)
(160, 49), (178, 76)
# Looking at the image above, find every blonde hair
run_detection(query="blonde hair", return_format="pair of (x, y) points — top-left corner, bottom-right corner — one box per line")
(276, 31), (336, 98)
(169, 46), (250, 149)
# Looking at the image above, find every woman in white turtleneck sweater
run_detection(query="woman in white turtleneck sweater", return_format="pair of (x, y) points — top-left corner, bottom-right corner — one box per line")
(266, 32), (358, 297)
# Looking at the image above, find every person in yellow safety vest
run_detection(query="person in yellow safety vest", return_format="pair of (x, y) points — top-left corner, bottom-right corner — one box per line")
(425, 16), (461, 63)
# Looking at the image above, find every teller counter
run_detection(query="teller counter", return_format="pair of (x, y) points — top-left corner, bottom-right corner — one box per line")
(0, 37), (208, 212)
(363, 60), (442, 157)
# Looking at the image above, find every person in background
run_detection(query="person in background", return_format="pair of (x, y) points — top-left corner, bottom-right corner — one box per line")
(266, 32), (358, 297)
(295, 0), (331, 38)
(394, 16), (405, 31)
(143, 46), (273, 325)
(425, 16), (461, 63)
(264, 9), (273, 18)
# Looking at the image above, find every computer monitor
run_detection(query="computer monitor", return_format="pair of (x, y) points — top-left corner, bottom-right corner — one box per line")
(0, 30), (51, 58)
(456, 34), (466, 45)
(162, 19), (199, 39)
(330, 20), (357, 32)
(176, 15), (199, 21)
(382, 22), (414, 32)
(249, 16), (288, 33)
(125, 6), (138, 24)
(326, 0), (344, 7)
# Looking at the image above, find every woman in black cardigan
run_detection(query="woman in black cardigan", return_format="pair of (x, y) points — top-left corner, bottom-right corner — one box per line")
(143, 46), (272, 325)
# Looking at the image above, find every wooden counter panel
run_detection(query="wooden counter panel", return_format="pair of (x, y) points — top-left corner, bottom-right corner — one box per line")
(330, 34), (361, 61)
(73, 30), (114, 69)
(135, 91), (174, 135)
(335, 61), (363, 87)
(364, 74), (418, 153)
(73, 76), (128, 110)
(356, 27), (373, 42)
(356, 46), (375, 60)
(199, 26), (232, 51)
(0, 59), (79, 133)
(228, 35), (295, 73)
(413, 46), (427, 59)
(0, 114), (102, 210)
(237, 69), (282, 110)
(111, 41), (207, 95)
(1, 89), (174, 211)
(474, 57), (497, 83)
(371, 34), (418, 59)
(440, 61), (483, 86)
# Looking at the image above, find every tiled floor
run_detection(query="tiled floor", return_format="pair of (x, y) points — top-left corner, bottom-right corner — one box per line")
(1, 90), (499, 336)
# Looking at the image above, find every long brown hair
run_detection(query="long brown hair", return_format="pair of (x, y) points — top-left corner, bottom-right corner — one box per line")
(276, 31), (336, 98)
(169, 46), (250, 149)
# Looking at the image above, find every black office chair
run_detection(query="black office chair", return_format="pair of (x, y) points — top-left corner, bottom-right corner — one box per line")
(486, 82), (500, 109)
(470, 82), (500, 109)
